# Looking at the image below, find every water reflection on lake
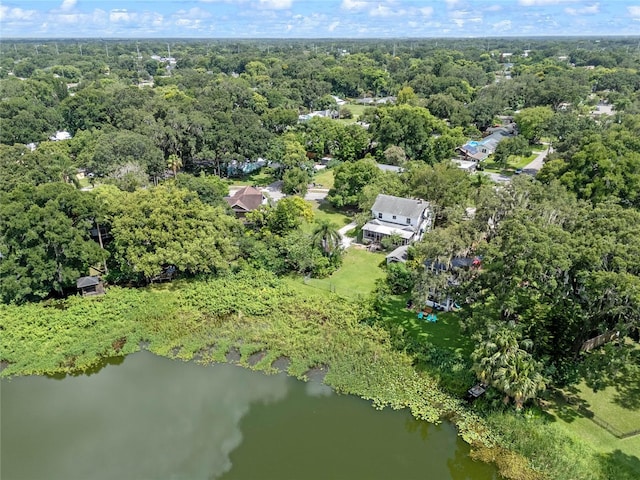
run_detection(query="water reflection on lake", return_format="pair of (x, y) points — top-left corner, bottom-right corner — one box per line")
(1, 351), (497, 480)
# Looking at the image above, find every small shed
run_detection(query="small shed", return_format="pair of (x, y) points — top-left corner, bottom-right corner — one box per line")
(386, 245), (409, 264)
(76, 276), (105, 296)
(466, 383), (488, 401)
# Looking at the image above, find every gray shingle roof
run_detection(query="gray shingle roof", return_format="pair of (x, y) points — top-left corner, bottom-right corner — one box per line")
(77, 276), (100, 288)
(372, 194), (429, 219)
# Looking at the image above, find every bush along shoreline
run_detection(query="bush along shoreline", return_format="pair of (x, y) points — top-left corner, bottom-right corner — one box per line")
(1, 270), (632, 480)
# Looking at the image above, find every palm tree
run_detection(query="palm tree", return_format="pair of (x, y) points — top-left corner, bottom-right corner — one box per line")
(493, 350), (546, 410)
(311, 219), (341, 256)
(472, 323), (546, 409)
(167, 153), (182, 179)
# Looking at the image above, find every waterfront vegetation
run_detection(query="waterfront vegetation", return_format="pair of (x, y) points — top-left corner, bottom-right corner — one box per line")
(2, 37), (640, 479)
(1, 266), (638, 479)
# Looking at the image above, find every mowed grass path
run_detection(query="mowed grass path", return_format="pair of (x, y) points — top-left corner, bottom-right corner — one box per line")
(288, 248), (386, 299)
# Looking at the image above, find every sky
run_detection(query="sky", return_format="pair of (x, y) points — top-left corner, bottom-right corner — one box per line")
(1, 0), (640, 38)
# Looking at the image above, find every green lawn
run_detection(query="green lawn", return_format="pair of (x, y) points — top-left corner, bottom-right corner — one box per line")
(335, 103), (372, 124)
(482, 152), (538, 174)
(302, 199), (352, 234)
(289, 248), (386, 299)
(313, 168), (334, 189)
(376, 295), (473, 356)
(226, 170), (276, 187)
(313, 201), (351, 226)
(544, 381), (640, 461)
(575, 383), (640, 435)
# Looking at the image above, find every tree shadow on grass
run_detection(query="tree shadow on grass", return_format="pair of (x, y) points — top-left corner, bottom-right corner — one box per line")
(546, 387), (594, 424)
(597, 450), (640, 480)
(316, 200), (353, 225)
(611, 366), (640, 411)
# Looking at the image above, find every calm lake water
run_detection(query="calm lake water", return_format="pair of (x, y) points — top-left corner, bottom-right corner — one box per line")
(1, 351), (497, 480)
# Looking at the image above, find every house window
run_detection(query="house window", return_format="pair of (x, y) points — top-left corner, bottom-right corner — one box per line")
(378, 212), (382, 219)
(392, 215), (396, 220)
(406, 218), (411, 224)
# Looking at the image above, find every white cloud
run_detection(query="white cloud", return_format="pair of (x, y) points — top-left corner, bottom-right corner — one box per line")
(110, 9), (133, 23)
(341, 0), (368, 11)
(57, 13), (84, 24)
(328, 21), (340, 31)
(628, 6), (640, 18)
(565, 3), (599, 15)
(519, 0), (578, 5)
(60, 0), (77, 12)
(486, 4), (502, 12)
(445, 0), (460, 6)
(370, 4), (406, 17)
(258, 0), (292, 9)
(92, 9), (108, 24)
(492, 19), (512, 30)
(419, 7), (434, 17)
(174, 7), (212, 20)
(0, 6), (38, 21)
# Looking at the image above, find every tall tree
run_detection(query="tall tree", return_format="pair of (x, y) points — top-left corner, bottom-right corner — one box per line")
(515, 106), (554, 144)
(311, 219), (342, 256)
(98, 185), (240, 282)
(0, 183), (105, 303)
(167, 153), (182, 180)
(472, 323), (546, 409)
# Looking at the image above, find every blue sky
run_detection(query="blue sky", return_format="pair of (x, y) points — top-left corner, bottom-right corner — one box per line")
(1, 1), (639, 38)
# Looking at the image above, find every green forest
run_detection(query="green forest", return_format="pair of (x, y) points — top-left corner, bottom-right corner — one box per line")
(1, 38), (640, 479)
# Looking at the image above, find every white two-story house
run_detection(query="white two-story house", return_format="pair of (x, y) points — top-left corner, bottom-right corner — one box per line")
(362, 194), (433, 245)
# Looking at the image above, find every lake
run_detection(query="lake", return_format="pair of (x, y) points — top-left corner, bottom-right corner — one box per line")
(1, 351), (497, 480)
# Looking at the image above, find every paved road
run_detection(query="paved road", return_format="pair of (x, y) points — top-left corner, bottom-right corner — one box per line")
(483, 144), (553, 183)
(486, 172), (512, 183)
(521, 144), (553, 176)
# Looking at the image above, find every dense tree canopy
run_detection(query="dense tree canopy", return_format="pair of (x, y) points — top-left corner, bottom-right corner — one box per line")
(0, 183), (105, 303)
(96, 185), (240, 282)
(2, 37), (640, 412)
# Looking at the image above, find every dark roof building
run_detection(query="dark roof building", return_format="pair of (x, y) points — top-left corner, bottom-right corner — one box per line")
(225, 186), (266, 217)
(76, 276), (105, 296)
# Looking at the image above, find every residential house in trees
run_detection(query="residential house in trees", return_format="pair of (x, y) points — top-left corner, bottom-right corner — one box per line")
(362, 194), (432, 245)
(457, 124), (515, 162)
(225, 186), (267, 218)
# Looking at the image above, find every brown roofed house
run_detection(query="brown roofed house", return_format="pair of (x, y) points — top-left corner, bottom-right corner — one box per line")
(225, 186), (266, 218)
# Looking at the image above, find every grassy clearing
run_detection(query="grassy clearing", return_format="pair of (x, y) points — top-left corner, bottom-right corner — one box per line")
(302, 199), (352, 234)
(482, 153), (538, 174)
(575, 383), (640, 435)
(313, 168), (334, 189)
(313, 200), (352, 226)
(541, 381), (640, 462)
(226, 170), (276, 187)
(292, 248), (386, 298)
(335, 103), (372, 124)
(344, 103), (370, 119)
(376, 295), (473, 355)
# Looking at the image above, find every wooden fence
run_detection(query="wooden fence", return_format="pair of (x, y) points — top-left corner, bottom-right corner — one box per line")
(580, 330), (620, 352)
